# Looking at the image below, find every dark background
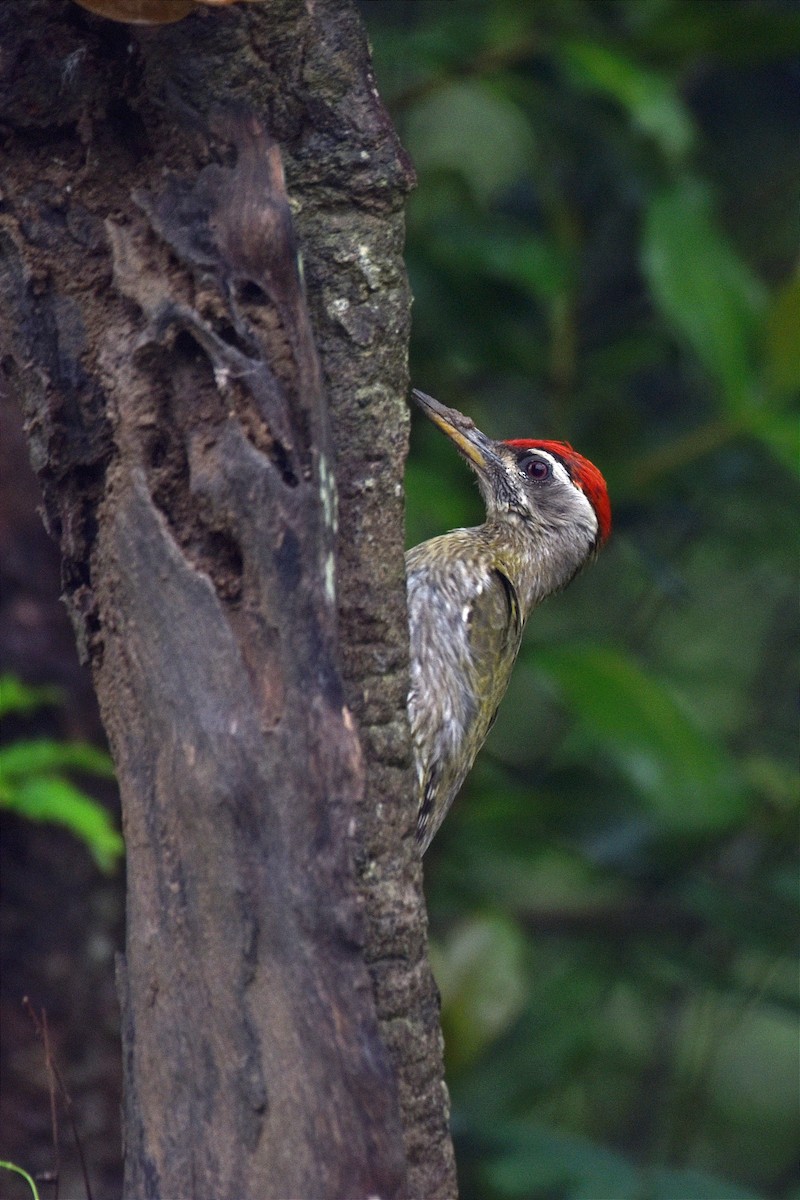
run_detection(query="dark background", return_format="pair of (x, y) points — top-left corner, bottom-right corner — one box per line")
(2, 1), (798, 1197)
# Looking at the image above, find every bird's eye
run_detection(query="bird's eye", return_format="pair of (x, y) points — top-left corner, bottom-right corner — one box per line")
(520, 455), (551, 482)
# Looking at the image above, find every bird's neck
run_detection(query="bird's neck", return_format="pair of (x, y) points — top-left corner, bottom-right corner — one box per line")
(479, 515), (588, 615)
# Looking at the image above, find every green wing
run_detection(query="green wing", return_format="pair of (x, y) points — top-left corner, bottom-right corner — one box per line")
(465, 566), (524, 736)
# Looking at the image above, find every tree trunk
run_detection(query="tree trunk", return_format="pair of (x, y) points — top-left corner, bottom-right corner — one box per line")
(0, 2), (456, 1196)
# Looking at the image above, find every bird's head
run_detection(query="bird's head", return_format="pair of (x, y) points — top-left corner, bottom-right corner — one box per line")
(412, 388), (611, 565)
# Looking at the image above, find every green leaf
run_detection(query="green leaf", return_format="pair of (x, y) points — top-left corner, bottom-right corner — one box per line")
(650, 1165), (763, 1200)
(0, 738), (115, 781)
(562, 40), (694, 159)
(765, 271), (800, 397)
(485, 1120), (640, 1199)
(428, 224), (571, 301)
(742, 407), (800, 475)
(0, 674), (63, 717)
(637, 3), (800, 64)
(432, 913), (526, 1070)
(2, 776), (123, 873)
(404, 79), (536, 204)
(533, 645), (747, 833)
(643, 182), (766, 413)
(743, 755), (800, 813)
(484, 1120), (764, 1200)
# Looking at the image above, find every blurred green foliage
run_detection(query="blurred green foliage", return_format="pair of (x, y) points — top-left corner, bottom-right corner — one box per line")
(0, 675), (122, 873)
(362, 1), (799, 1197)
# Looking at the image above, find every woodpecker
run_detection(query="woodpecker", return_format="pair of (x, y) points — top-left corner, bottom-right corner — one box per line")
(407, 389), (611, 854)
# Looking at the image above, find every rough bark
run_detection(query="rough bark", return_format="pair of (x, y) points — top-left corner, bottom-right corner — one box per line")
(0, 1), (455, 1196)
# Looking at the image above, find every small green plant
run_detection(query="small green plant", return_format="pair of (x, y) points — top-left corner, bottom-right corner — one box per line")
(0, 1160), (41, 1200)
(0, 675), (123, 872)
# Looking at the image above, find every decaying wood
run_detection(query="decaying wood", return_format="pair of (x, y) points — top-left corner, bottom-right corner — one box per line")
(0, 1), (456, 1195)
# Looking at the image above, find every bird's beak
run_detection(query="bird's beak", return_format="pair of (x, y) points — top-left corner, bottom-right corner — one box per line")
(411, 389), (502, 476)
